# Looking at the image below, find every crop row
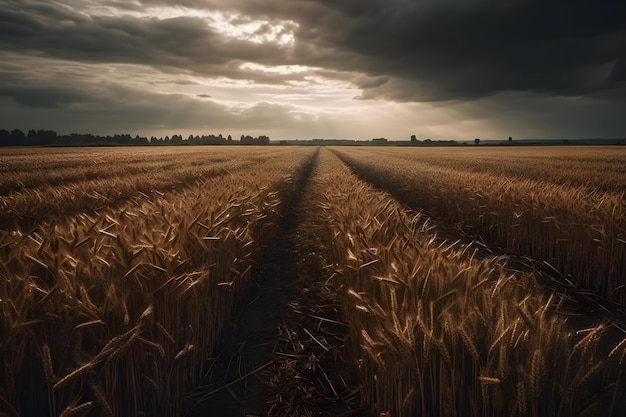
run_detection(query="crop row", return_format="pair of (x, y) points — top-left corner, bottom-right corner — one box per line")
(333, 148), (626, 307)
(305, 149), (623, 416)
(0, 148), (317, 417)
(356, 147), (626, 192)
(0, 147), (292, 231)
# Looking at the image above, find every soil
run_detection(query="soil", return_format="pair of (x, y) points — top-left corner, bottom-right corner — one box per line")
(185, 151), (366, 417)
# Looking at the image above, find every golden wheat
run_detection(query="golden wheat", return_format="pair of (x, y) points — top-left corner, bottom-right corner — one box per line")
(303, 148), (620, 417)
(2, 145), (624, 417)
(0, 146), (317, 416)
(333, 146), (626, 306)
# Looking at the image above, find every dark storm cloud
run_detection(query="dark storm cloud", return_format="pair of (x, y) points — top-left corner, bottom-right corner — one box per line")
(299, 0), (626, 101)
(169, 0), (624, 102)
(4, 0), (624, 102)
(455, 91), (626, 139)
(610, 58), (626, 82)
(132, 0), (626, 102)
(0, 56), (321, 136)
(0, 84), (91, 108)
(0, 0), (295, 81)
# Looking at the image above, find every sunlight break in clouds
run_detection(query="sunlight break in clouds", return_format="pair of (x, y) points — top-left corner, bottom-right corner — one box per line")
(239, 63), (310, 75)
(205, 12), (297, 47)
(83, 4), (298, 47)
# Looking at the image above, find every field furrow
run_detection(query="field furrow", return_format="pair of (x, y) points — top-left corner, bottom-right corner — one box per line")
(345, 146), (626, 192)
(0, 147), (290, 230)
(333, 147), (626, 307)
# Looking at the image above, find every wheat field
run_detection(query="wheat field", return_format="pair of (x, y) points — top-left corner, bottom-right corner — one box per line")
(1, 145), (625, 417)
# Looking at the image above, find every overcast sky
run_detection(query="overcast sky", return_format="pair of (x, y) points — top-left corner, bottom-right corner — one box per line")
(1, 0), (625, 140)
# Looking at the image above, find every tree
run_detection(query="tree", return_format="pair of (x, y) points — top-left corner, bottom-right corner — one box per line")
(410, 134), (418, 144)
(508, 136), (512, 142)
(10, 129), (25, 141)
(474, 138), (480, 145)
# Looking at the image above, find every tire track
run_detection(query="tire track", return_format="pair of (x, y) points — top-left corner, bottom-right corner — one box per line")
(185, 148), (358, 416)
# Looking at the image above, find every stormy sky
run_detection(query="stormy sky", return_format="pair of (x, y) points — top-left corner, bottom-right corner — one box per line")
(1, 0), (625, 140)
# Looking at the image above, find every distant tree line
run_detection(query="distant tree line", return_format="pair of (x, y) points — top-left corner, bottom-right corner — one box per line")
(240, 135), (270, 145)
(0, 129), (271, 147)
(409, 135), (458, 146)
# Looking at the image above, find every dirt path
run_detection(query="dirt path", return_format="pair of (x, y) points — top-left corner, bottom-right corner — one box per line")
(185, 149), (364, 417)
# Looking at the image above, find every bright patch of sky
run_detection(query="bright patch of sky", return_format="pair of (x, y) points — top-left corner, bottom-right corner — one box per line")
(239, 63), (310, 75)
(77, 3), (297, 47)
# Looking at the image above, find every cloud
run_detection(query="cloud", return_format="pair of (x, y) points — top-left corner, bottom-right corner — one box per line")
(0, 0), (625, 139)
(610, 59), (626, 82)
(0, 57), (332, 137)
(0, 0), (296, 78)
(0, 84), (91, 108)
(4, 0), (624, 103)
(300, 1), (626, 101)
